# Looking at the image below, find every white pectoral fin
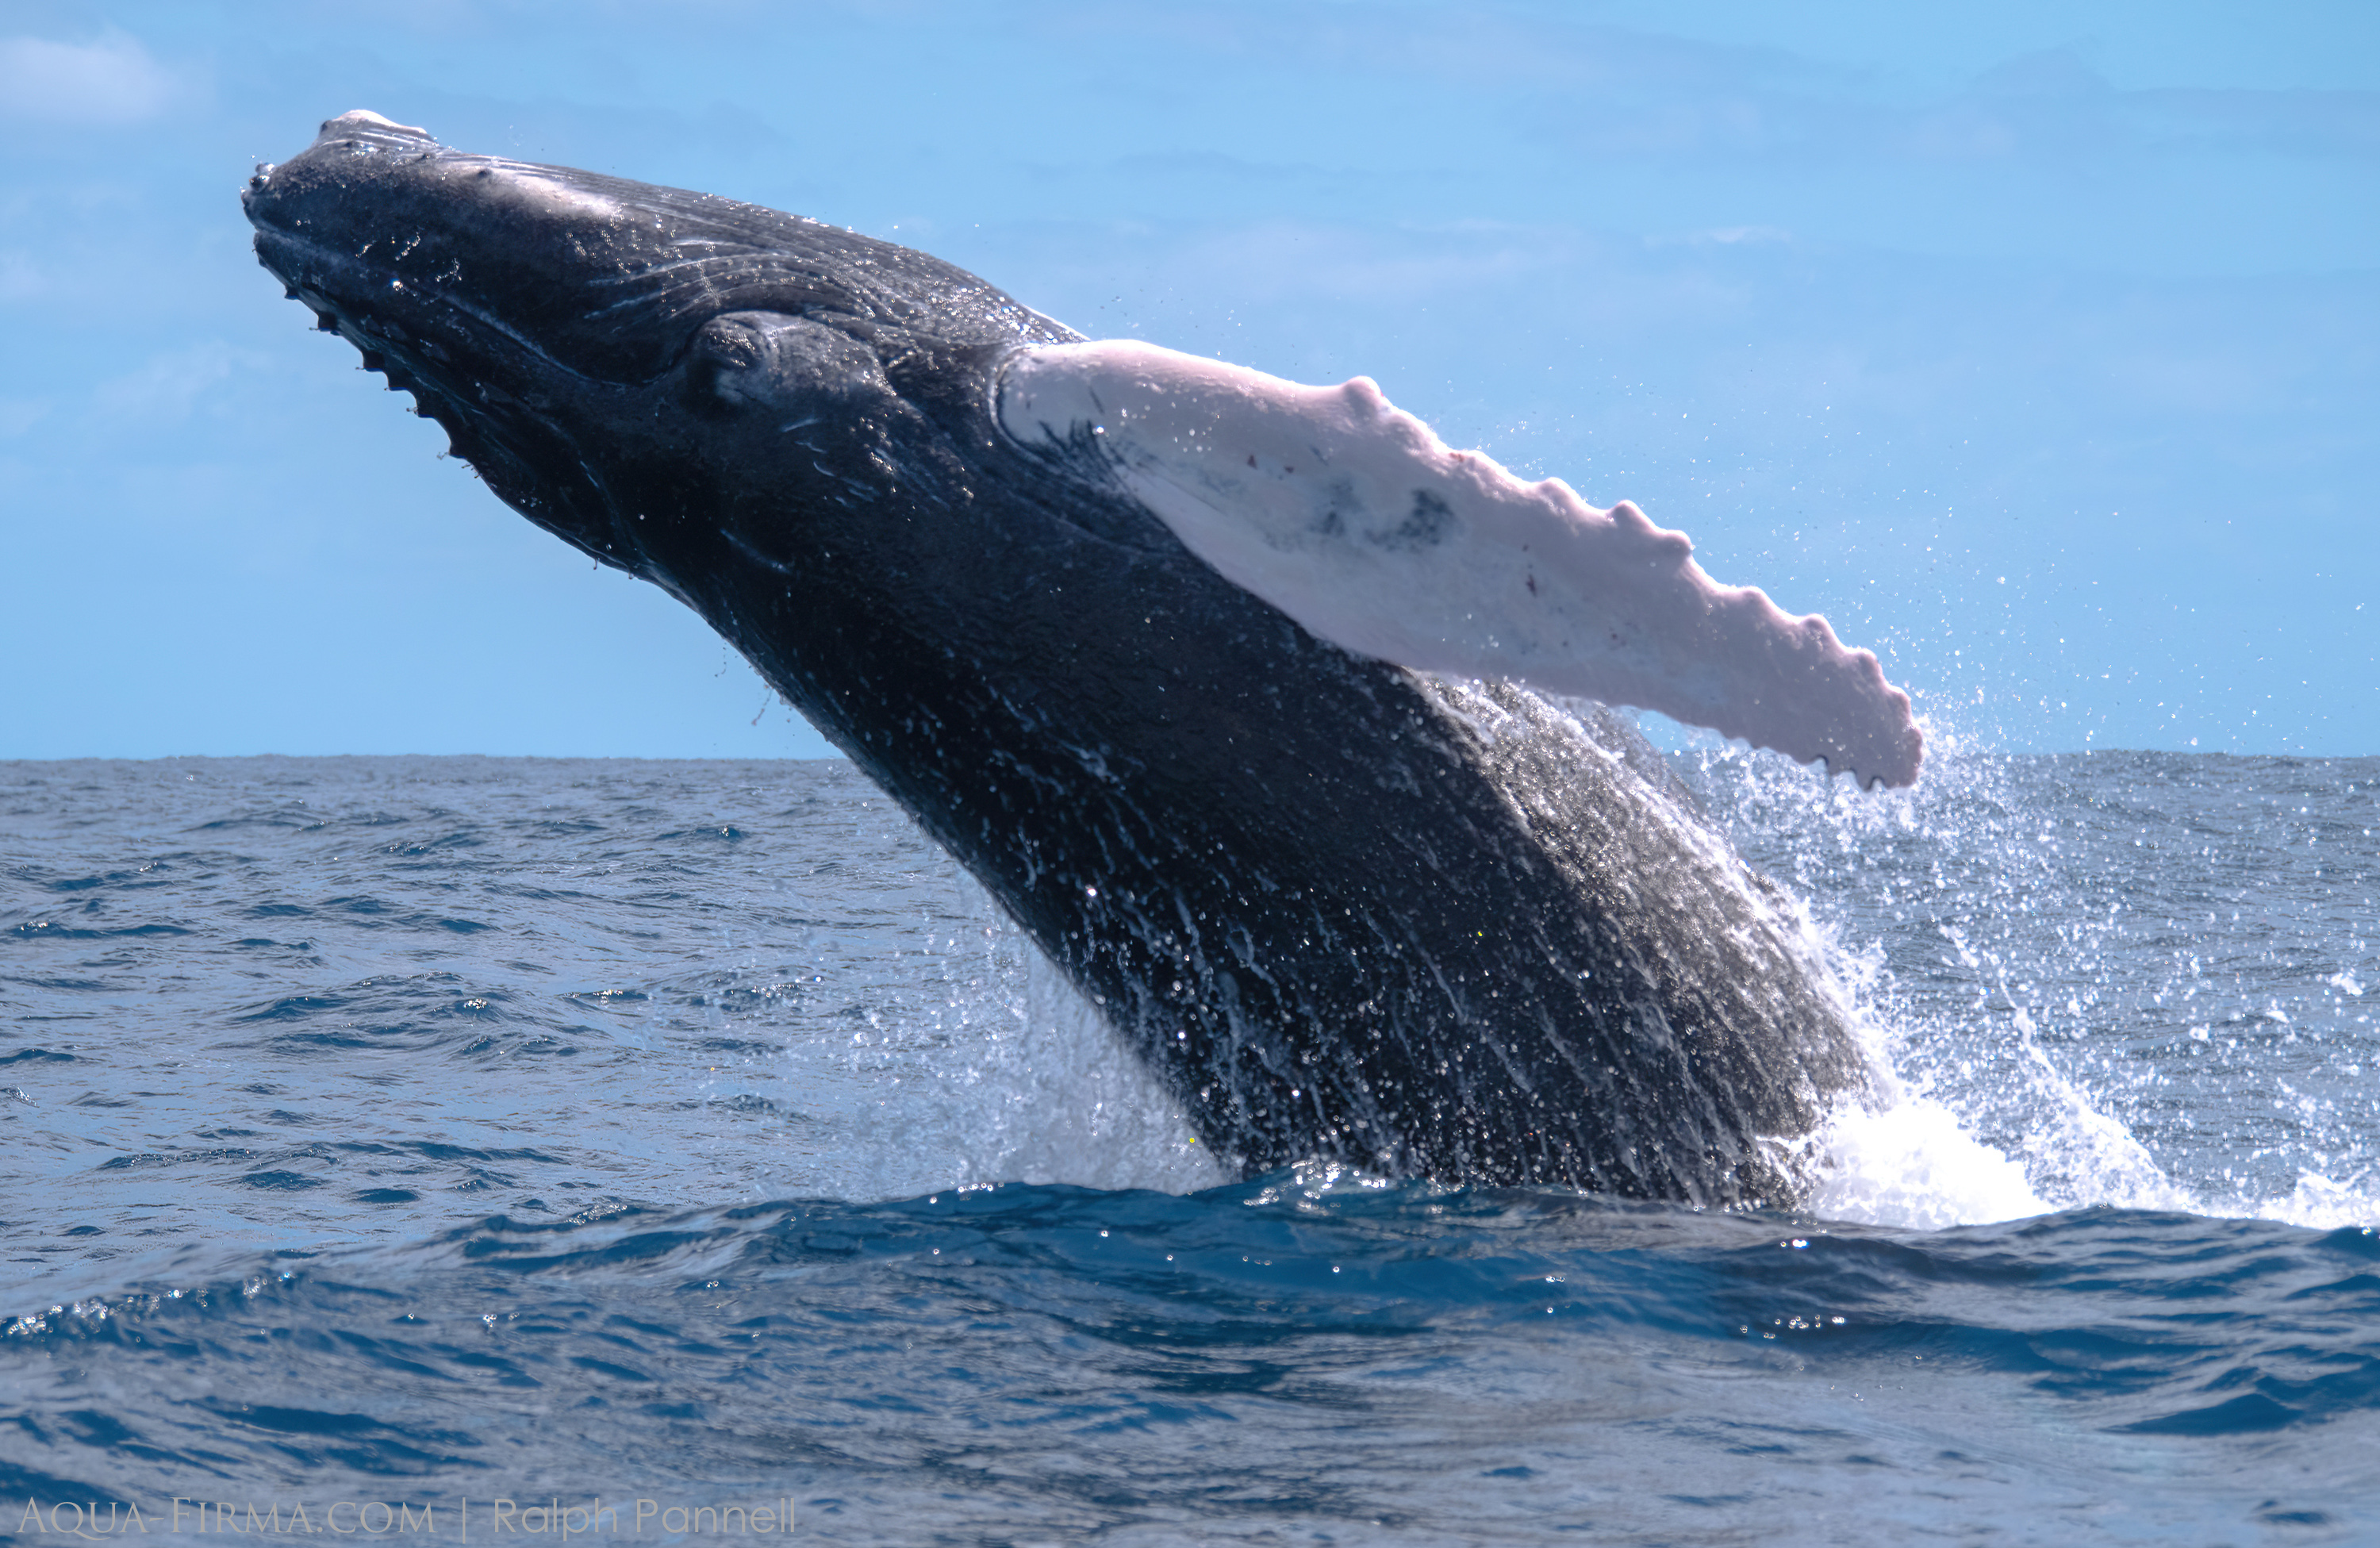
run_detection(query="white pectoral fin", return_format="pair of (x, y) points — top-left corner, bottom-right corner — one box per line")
(996, 339), (1925, 789)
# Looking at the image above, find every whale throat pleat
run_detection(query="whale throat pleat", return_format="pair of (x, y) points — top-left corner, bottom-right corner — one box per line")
(996, 339), (1925, 789)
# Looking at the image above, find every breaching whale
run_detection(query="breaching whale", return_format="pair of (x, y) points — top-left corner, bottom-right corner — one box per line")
(243, 111), (1924, 1204)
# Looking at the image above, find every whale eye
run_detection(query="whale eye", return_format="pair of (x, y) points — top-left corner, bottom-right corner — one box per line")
(680, 311), (895, 428)
(685, 314), (774, 411)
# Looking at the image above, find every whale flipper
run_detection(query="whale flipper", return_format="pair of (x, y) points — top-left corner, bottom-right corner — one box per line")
(999, 340), (1923, 789)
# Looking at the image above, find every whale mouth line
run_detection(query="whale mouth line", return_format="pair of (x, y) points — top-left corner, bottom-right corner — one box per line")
(249, 225), (684, 393)
(250, 220), (890, 398)
(244, 153), (812, 390)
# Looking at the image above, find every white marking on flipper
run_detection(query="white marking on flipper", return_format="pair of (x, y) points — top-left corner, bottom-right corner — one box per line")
(997, 339), (1924, 789)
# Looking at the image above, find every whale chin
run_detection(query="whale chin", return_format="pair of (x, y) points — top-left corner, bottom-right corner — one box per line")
(245, 113), (1886, 1204)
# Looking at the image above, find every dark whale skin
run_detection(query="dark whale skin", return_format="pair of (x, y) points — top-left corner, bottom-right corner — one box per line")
(243, 113), (1869, 1204)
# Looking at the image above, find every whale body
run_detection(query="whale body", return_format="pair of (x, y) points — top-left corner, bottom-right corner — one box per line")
(243, 111), (1914, 1204)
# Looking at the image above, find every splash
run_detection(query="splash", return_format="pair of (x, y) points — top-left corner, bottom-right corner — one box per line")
(759, 709), (2370, 1234)
(1679, 721), (2379, 1230)
(942, 949), (1226, 1194)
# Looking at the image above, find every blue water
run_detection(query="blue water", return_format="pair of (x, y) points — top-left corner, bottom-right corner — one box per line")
(4, 748), (2377, 1543)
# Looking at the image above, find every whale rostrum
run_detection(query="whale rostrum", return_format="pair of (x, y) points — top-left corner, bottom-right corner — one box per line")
(244, 110), (1909, 1204)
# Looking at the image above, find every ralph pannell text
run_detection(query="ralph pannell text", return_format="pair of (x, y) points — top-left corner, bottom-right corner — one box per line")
(13, 1496), (797, 1538)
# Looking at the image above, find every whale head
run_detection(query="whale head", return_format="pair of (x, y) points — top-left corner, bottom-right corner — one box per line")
(242, 110), (1081, 599)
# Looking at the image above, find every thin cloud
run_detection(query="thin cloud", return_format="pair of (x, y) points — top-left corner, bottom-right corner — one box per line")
(0, 397), (49, 438)
(0, 251), (41, 302)
(92, 342), (267, 425)
(0, 29), (179, 125)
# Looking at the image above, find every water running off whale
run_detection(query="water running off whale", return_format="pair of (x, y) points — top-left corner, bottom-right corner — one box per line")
(241, 109), (1927, 1204)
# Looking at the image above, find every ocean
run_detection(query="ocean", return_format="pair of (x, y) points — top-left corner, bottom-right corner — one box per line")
(2, 743), (2374, 1544)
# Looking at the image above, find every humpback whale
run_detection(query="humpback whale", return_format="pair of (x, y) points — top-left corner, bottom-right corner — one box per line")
(243, 111), (1923, 1204)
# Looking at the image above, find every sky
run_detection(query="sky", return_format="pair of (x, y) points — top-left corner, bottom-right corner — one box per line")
(2, 0), (2374, 762)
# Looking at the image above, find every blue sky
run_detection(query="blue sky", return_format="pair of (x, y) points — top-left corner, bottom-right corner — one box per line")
(2, 1), (2374, 761)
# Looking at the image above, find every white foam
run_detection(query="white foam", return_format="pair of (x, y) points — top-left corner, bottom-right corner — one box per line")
(1804, 1094), (2049, 1229)
(998, 339), (1925, 788)
(2239, 1171), (2380, 1231)
(1802, 1053), (2198, 1231)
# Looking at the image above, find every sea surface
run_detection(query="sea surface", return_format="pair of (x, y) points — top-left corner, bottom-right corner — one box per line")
(2, 745), (2375, 1545)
